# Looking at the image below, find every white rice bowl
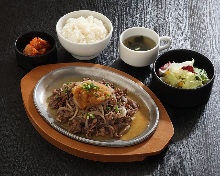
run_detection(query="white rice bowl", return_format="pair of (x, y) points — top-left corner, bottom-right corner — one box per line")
(61, 15), (108, 44)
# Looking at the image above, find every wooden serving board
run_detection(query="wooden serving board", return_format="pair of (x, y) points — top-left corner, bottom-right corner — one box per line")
(20, 63), (174, 162)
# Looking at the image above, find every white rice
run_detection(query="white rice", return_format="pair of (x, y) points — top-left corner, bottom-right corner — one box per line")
(61, 15), (108, 44)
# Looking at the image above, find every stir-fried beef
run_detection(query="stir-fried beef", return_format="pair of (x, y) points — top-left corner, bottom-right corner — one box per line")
(48, 79), (140, 139)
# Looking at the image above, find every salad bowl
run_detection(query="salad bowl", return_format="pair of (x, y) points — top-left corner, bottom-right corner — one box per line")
(152, 49), (215, 107)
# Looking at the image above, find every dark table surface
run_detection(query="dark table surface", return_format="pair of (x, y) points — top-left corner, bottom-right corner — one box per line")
(0, 0), (220, 175)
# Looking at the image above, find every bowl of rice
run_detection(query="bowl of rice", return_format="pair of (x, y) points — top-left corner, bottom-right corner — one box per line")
(56, 10), (113, 60)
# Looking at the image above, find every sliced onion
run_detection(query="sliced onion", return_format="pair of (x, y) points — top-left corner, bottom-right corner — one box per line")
(98, 105), (104, 116)
(131, 116), (135, 120)
(89, 110), (106, 124)
(66, 101), (73, 111)
(118, 106), (127, 118)
(119, 125), (131, 136)
(69, 106), (79, 120)
(85, 117), (89, 129)
(122, 96), (127, 103)
(121, 106), (127, 117)
(57, 107), (72, 113)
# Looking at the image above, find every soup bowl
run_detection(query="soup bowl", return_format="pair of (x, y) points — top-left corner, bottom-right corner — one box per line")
(119, 27), (171, 67)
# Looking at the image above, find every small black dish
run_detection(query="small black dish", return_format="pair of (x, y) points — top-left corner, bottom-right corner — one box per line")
(152, 49), (215, 107)
(15, 31), (57, 70)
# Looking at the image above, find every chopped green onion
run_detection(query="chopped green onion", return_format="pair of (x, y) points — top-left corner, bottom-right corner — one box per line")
(66, 82), (72, 85)
(64, 88), (68, 93)
(86, 113), (95, 119)
(106, 106), (111, 110)
(115, 105), (119, 113)
(82, 83), (100, 92)
(90, 114), (95, 119)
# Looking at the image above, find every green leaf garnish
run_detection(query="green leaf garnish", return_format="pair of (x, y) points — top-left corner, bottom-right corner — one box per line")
(106, 94), (111, 98)
(66, 82), (72, 85)
(194, 67), (210, 84)
(64, 88), (68, 93)
(86, 113), (95, 119)
(106, 106), (111, 110)
(90, 114), (95, 119)
(115, 105), (119, 113)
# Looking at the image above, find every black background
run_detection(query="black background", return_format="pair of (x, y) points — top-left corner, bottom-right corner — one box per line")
(0, 0), (219, 175)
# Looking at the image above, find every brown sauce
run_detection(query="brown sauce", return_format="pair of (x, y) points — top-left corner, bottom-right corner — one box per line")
(120, 93), (149, 140)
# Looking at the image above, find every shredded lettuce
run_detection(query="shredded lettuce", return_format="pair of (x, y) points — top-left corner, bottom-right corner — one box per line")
(160, 59), (210, 89)
(194, 67), (209, 84)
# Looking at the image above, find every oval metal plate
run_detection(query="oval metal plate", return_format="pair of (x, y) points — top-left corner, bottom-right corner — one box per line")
(33, 66), (159, 147)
